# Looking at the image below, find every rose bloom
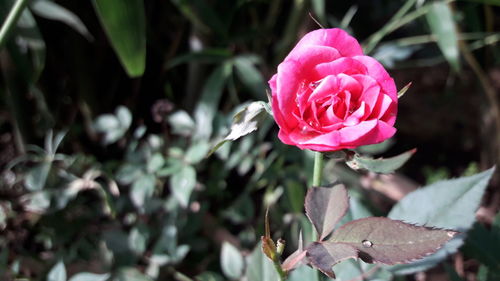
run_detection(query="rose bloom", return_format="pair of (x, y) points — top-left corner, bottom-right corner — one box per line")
(269, 28), (397, 152)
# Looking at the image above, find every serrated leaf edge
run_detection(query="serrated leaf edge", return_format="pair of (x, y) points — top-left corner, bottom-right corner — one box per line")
(330, 217), (459, 265)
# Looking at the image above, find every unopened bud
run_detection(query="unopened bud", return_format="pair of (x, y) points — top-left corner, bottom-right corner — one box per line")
(276, 238), (286, 256)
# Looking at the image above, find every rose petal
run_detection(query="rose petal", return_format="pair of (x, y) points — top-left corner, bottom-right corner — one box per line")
(337, 73), (362, 97)
(352, 56), (397, 101)
(380, 98), (397, 126)
(286, 45), (341, 70)
(352, 74), (381, 114)
(308, 75), (338, 103)
(287, 29), (363, 60)
(315, 58), (368, 79)
(275, 60), (302, 128)
(343, 101), (367, 126)
(340, 120), (396, 146)
(272, 94), (295, 133)
(269, 74), (277, 94)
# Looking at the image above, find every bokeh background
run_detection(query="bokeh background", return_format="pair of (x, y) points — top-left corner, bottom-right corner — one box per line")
(0, 0), (499, 280)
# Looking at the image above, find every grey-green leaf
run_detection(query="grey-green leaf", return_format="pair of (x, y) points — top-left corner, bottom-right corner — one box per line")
(25, 161), (51, 191)
(30, 0), (92, 40)
(209, 101), (269, 156)
(47, 260), (66, 281)
(114, 267), (152, 281)
(305, 185), (349, 241)
(245, 242), (279, 281)
(233, 56), (266, 99)
(426, 2), (460, 72)
(169, 165), (196, 207)
(287, 265), (319, 281)
(346, 149), (416, 174)
(92, 0), (146, 77)
(68, 273), (110, 281)
(329, 217), (457, 265)
(306, 242), (358, 278)
(386, 167), (495, 275)
(193, 63), (232, 141)
(220, 242), (244, 280)
(130, 174), (156, 208)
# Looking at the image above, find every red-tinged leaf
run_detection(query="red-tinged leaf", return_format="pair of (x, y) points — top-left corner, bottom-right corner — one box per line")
(329, 217), (458, 264)
(305, 185), (349, 241)
(261, 208), (277, 260)
(282, 250), (307, 272)
(306, 242), (358, 278)
(282, 230), (305, 272)
(261, 236), (276, 261)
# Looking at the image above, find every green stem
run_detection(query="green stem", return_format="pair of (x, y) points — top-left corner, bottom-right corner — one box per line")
(272, 258), (287, 281)
(311, 151), (324, 281)
(0, 0), (29, 49)
(312, 152), (324, 187)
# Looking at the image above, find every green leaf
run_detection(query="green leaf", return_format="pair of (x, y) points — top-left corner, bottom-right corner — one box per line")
(462, 222), (500, 269)
(305, 185), (349, 241)
(346, 149), (416, 174)
(128, 225), (149, 255)
(114, 267), (152, 281)
(94, 106), (132, 144)
(220, 242), (244, 280)
(426, 2), (460, 72)
(92, 0), (146, 77)
(169, 165), (196, 207)
(306, 242), (358, 278)
(356, 139), (394, 155)
(185, 142), (210, 164)
(329, 217), (456, 264)
(193, 63), (232, 141)
(167, 110), (195, 136)
(195, 272), (225, 281)
(147, 153), (165, 173)
(130, 174), (156, 208)
(30, 0), (92, 40)
(68, 273), (110, 281)
(245, 242), (279, 281)
(25, 161), (51, 191)
(209, 101), (269, 156)
(47, 260), (66, 281)
(20, 191), (51, 213)
(233, 56), (266, 99)
(386, 167), (495, 275)
(287, 265), (319, 281)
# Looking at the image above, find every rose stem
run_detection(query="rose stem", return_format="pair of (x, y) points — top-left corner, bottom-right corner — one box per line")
(311, 151), (324, 280)
(312, 151), (324, 187)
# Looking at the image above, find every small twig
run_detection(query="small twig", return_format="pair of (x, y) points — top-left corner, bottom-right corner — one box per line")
(308, 12), (325, 29)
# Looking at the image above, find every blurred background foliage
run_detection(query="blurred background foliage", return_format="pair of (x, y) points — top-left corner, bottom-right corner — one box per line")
(0, 0), (499, 280)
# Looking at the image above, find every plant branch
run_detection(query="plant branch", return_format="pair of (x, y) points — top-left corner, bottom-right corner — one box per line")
(0, 0), (30, 49)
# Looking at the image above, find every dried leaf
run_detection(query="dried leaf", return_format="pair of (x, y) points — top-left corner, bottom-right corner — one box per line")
(306, 242), (358, 278)
(329, 217), (457, 265)
(208, 101), (269, 156)
(305, 185), (349, 241)
(261, 208), (276, 261)
(397, 82), (412, 98)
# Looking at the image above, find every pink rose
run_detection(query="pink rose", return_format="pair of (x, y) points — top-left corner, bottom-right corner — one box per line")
(269, 28), (398, 152)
